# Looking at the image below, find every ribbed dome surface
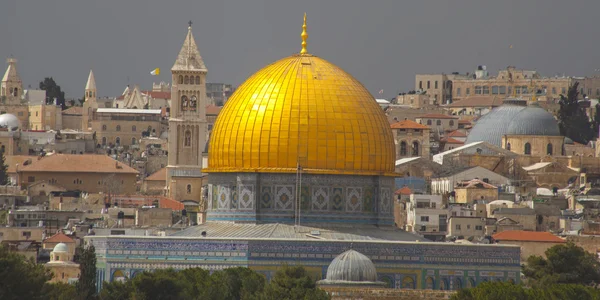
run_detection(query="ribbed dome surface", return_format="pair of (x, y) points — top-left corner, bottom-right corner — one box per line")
(206, 54), (395, 176)
(53, 243), (68, 253)
(325, 249), (378, 282)
(466, 101), (560, 147)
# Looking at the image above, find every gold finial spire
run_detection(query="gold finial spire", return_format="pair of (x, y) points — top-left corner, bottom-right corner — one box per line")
(300, 13), (308, 54)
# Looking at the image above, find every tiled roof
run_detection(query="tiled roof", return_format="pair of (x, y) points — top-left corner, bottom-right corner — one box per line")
(6, 155), (36, 173)
(390, 120), (429, 129)
(394, 186), (412, 195)
(205, 105), (222, 115)
(493, 230), (566, 243)
(44, 232), (74, 244)
(417, 113), (458, 119)
(458, 120), (472, 124)
(445, 96), (504, 108)
(62, 106), (83, 115)
(19, 154), (138, 174)
(442, 137), (465, 144)
(447, 130), (467, 137)
(146, 167), (166, 181)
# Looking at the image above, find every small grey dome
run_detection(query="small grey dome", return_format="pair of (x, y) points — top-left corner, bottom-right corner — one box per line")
(506, 105), (560, 136)
(0, 113), (20, 130)
(325, 249), (378, 282)
(53, 242), (68, 253)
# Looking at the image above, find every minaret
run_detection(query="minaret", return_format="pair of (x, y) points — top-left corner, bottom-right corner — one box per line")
(1, 58), (23, 105)
(82, 70), (98, 131)
(166, 21), (208, 205)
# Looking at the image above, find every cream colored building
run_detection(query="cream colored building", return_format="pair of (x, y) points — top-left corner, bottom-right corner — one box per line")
(493, 230), (566, 262)
(454, 179), (498, 204)
(0, 227), (44, 242)
(93, 108), (163, 147)
(447, 216), (486, 238)
(390, 120), (431, 158)
(396, 92), (432, 108)
(1, 58), (30, 129)
(46, 242), (80, 284)
(415, 113), (458, 134)
(166, 23), (208, 207)
(28, 103), (62, 130)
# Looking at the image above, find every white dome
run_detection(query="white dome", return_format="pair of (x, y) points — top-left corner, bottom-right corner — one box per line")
(0, 113), (20, 130)
(53, 242), (68, 253)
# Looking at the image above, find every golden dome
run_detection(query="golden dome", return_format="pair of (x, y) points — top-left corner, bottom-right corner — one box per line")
(205, 53), (395, 176)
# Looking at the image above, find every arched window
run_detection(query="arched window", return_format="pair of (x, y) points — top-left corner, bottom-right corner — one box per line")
(427, 120), (432, 125)
(187, 184), (192, 194)
(425, 277), (434, 290)
(102, 137), (107, 145)
(453, 278), (462, 290)
(402, 277), (415, 289)
(181, 95), (188, 111)
(506, 143), (511, 150)
(115, 137), (121, 145)
(547, 143), (553, 155)
(131, 137), (136, 145)
(412, 141), (419, 156)
(449, 120), (454, 126)
(436, 120), (442, 126)
(132, 125), (136, 132)
(184, 130), (192, 147)
(189, 96), (197, 111)
(178, 75), (183, 84)
(116, 125), (121, 132)
(1, 145), (5, 153)
(400, 141), (407, 156)
(184, 76), (189, 84)
(467, 278), (476, 288)
(102, 125), (107, 131)
(440, 278), (449, 290)
(195, 76), (200, 85)
(524, 142), (531, 155)
(13, 88), (18, 96)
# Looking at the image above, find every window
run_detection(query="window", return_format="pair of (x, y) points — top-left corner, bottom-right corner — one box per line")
(116, 125), (121, 131)
(475, 86), (482, 94)
(547, 143), (553, 155)
(102, 137), (107, 145)
(184, 130), (192, 147)
(18, 111), (23, 116)
(467, 224), (471, 229)
(22, 231), (31, 238)
(181, 95), (189, 111)
(412, 141), (419, 156)
(522, 86), (528, 94)
(491, 86), (499, 94)
(499, 86), (506, 94)
(506, 143), (511, 150)
(475, 225), (483, 230)
(561, 87), (566, 94)
(189, 96), (197, 111)
(449, 120), (454, 126)
(36, 111), (38, 117)
(435, 81), (438, 89)
(507, 86), (512, 95)
(436, 120), (441, 126)
(400, 141), (407, 156)
(132, 137), (136, 145)
(187, 184), (192, 194)
(515, 86), (521, 94)
(184, 75), (189, 84)
(179, 75), (183, 84)
(420, 216), (429, 222)
(28, 176), (35, 183)
(455, 225), (461, 230)
(482, 86), (490, 94)
(426, 120), (432, 125)
(456, 88), (461, 96)
(552, 87), (557, 95)
(466, 88), (470, 95)
(427, 81), (431, 89)
(132, 125), (136, 132)
(431, 202), (436, 208)
(115, 137), (121, 145)
(524, 142), (531, 155)
(419, 81), (423, 89)
(195, 76), (201, 85)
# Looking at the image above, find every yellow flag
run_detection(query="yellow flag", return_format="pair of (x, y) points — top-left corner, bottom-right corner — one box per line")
(150, 68), (160, 76)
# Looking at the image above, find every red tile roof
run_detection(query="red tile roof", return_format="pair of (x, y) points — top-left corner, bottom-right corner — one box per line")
(447, 130), (467, 137)
(146, 167), (166, 181)
(19, 154), (138, 174)
(144, 91), (170, 99)
(442, 137), (465, 144)
(493, 230), (566, 243)
(206, 105), (222, 115)
(390, 120), (429, 130)
(160, 197), (184, 210)
(394, 186), (412, 195)
(44, 232), (74, 244)
(6, 155), (36, 173)
(417, 113), (458, 119)
(458, 120), (472, 124)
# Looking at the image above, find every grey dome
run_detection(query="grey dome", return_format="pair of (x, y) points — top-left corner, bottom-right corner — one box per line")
(506, 105), (560, 136)
(53, 242), (68, 253)
(0, 113), (20, 130)
(325, 249), (378, 282)
(466, 100), (559, 147)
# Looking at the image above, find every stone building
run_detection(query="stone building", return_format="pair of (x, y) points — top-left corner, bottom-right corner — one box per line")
(492, 230), (565, 262)
(415, 113), (458, 134)
(0, 58), (30, 129)
(454, 179), (499, 204)
(45, 242), (80, 283)
(395, 92), (432, 108)
(390, 120), (430, 159)
(166, 23), (208, 208)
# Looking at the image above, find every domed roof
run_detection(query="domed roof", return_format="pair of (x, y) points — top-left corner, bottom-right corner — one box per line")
(0, 113), (20, 130)
(205, 53), (395, 176)
(53, 242), (68, 253)
(466, 100), (560, 147)
(325, 249), (378, 282)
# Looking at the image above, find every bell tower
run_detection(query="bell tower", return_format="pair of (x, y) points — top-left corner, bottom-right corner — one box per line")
(82, 70), (98, 131)
(166, 21), (208, 209)
(1, 58), (23, 105)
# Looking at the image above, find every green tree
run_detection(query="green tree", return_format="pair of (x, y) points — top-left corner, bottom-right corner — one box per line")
(522, 242), (600, 286)
(260, 265), (330, 300)
(452, 281), (600, 300)
(0, 245), (52, 300)
(39, 77), (66, 108)
(43, 282), (77, 300)
(211, 267), (267, 300)
(558, 82), (594, 144)
(75, 244), (97, 300)
(0, 149), (9, 185)
(98, 280), (133, 300)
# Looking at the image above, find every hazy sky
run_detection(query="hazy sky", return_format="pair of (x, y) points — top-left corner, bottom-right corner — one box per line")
(2, 0), (600, 100)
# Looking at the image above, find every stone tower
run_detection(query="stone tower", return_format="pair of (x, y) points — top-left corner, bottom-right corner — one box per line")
(167, 22), (208, 210)
(82, 70), (98, 131)
(1, 58), (23, 105)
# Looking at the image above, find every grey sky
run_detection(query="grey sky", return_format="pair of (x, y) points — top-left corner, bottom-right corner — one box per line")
(2, 0), (600, 100)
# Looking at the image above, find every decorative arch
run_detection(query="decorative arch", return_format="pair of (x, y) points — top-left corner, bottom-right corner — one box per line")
(425, 276), (435, 290)
(178, 75), (183, 84)
(506, 142), (511, 150)
(195, 76), (201, 85)
(453, 277), (462, 290)
(115, 137), (121, 145)
(400, 141), (407, 156)
(132, 125), (136, 132)
(524, 142), (531, 155)
(184, 130), (192, 147)
(187, 184), (192, 194)
(116, 125), (121, 132)
(412, 141), (420, 156)
(102, 137), (107, 146)
(467, 278), (475, 288)
(402, 276), (415, 289)
(111, 270), (127, 282)
(507, 278), (515, 284)
(379, 276), (393, 288)
(131, 137), (136, 145)
(184, 75), (189, 84)
(181, 95), (189, 111)
(102, 125), (107, 131)
(440, 278), (449, 290)
(547, 143), (553, 155)
(436, 120), (442, 126)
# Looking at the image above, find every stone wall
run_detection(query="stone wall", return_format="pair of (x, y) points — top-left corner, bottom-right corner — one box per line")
(566, 236), (600, 255)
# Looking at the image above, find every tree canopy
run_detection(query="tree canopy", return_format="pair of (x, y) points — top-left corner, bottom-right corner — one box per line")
(0, 148), (9, 185)
(0, 246), (53, 300)
(522, 242), (600, 287)
(557, 82), (595, 144)
(39, 77), (66, 108)
(451, 281), (600, 300)
(75, 244), (97, 300)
